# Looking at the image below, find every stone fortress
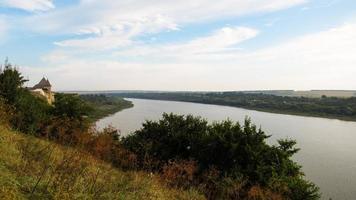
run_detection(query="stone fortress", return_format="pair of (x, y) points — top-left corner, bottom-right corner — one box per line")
(29, 78), (54, 104)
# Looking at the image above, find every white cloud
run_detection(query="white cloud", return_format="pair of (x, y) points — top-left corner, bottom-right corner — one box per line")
(54, 32), (132, 50)
(207, 23), (356, 89)
(54, 15), (178, 50)
(235, 23), (356, 65)
(23, 0), (305, 50)
(29, 22), (356, 91)
(169, 27), (258, 54)
(0, 0), (54, 12)
(3, 0), (355, 91)
(116, 26), (259, 57)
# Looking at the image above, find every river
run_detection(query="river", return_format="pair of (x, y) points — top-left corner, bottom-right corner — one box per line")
(97, 98), (356, 199)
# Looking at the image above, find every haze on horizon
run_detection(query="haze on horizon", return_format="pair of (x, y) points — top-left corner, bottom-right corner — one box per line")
(0, 0), (355, 91)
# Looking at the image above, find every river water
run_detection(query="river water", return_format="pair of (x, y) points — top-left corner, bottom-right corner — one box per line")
(97, 98), (356, 199)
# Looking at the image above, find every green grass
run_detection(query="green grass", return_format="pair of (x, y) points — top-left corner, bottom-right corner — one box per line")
(0, 125), (204, 200)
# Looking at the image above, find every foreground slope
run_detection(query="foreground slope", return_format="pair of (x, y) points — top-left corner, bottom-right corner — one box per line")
(0, 125), (204, 200)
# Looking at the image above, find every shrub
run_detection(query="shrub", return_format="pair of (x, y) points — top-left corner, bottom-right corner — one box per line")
(52, 93), (92, 121)
(0, 97), (13, 127)
(9, 90), (51, 134)
(123, 113), (320, 200)
(162, 160), (198, 189)
(0, 62), (52, 134)
(247, 186), (283, 200)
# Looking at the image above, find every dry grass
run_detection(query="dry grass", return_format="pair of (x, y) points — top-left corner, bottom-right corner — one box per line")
(0, 125), (204, 200)
(162, 160), (198, 189)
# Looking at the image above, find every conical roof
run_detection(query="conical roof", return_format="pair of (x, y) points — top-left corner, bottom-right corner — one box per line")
(32, 78), (51, 89)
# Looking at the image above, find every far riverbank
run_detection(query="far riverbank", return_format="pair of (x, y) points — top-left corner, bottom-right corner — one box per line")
(109, 92), (356, 122)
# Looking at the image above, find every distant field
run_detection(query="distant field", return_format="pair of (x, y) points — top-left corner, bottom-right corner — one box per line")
(65, 90), (356, 98)
(242, 90), (356, 98)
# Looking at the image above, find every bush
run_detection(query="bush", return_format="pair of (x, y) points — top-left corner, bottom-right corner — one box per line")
(162, 160), (198, 189)
(0, 97), (13, 127)
(0, 62), (52, 134)
(247, 186), (283, 200)
(52, 93), (92, 121)
(11, 90), (51, 134)
(123, 113), (320, 200)
(44, 116), (88, 144)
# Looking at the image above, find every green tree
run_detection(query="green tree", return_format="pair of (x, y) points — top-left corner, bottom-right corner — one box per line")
(52, 93), (92, 120)
(0, 60), (51, 134)
(51, 93), (93, 134)
(12, 90), (51, 134)
(0, 59), (27, 103)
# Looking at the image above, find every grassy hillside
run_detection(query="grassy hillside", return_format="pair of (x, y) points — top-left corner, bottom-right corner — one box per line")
(0, 125), (204, 200)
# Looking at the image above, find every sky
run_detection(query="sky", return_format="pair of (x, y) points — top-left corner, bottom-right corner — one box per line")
(0, 0), (356, 91)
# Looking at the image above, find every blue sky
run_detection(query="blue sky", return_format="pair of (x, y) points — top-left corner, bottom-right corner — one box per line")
(0, 0), (356, 91)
